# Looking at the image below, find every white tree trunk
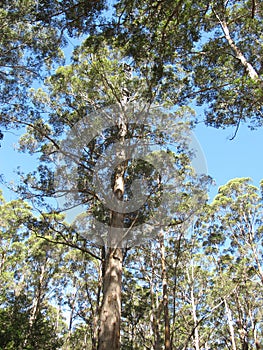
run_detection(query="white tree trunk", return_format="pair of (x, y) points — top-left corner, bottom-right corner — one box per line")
(160, 231), (171, 350)
(213, 10), (259, 81)
(224, 298), (237, 350)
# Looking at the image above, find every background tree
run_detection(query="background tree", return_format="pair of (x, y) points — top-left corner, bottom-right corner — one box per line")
(194, 177), (263, 349)
(0, 191), (65, 349)
(1, 1), (263, 349)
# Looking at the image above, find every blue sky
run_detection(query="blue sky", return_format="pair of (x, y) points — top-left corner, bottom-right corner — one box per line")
(1, 119), (263, 202)
(194, 122), (263, 199)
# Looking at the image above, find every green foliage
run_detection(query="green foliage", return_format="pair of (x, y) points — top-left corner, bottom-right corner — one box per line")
(1, 0), (263, 134)
(1, 174), (263, 348)
(0, 294), (62, 350)
(1, 1), (263, 348)
(193, 0), (263, 129)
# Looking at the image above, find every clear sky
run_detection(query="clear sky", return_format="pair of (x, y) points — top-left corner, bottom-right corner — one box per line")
(194, 122), (263, 199)
(1, 119), (263, 202)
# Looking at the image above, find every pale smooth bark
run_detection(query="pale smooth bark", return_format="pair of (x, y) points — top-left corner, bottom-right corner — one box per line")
(160, 231), (171, 350)
(248, 307), (261, 350)
(213, 9), (259, 81)
(186, 261), (200, 350)
(150, 250), (161, 350)
(23, 260), (48, 349)
(247, 227), (263, 284)
(224, 298), (237, 350)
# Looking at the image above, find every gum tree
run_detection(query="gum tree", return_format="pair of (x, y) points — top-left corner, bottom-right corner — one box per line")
(0, 191), (65, 349)
(17, 33), (210, 348)
(2, 1), (263, 348)
(195, 178), (263, 349)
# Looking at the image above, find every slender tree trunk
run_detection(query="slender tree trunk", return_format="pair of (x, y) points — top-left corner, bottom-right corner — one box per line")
(160, 231), (171, 350)
(92, 260), (103, 350)
(0, 251), (6, 274)
(149, 249), (161, 350)
(190, 289), (200, 350)
(248, 307), (260, 350)
(213, 10), (259, 80)
(23, 261), (47, 349)
(68, 287), (77, 334)
(249, 236), (263, 284)
(234, 292), (249, 350)
(30, 266), (45, 327)
(153, 293), (162, 350)
(224, 298), (237, 350)
(187, 262), (200, 350)
(170, 230), (183, 349)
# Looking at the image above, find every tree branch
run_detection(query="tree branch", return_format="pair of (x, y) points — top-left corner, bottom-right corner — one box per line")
(212, 8), (259, 81)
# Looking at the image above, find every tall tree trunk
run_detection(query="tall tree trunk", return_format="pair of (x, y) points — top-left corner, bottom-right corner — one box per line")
(248, 231), (263, 284)
(150, 249), (161, 350)
(224, 298), (237, 350)
(68, 286), (77, 335)
(23, 260), (47, 349)
(187, 262), (200, 350)
(170, 230), (183, 350)
(92, 259), (103, 350)
(160, 231), (171, 350)
(98, 107), (126, 350)
(248, 307), (260, 350)
(97, 243), (123, 350)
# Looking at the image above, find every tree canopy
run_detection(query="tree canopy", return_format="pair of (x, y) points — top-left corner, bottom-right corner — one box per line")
(1, 0), (263, 133)
(0, 1), (263, 349)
